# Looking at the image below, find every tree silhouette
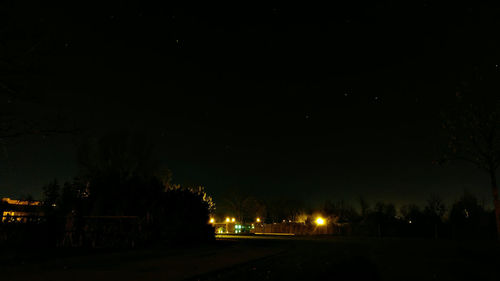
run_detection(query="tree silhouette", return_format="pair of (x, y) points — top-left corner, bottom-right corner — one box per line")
(442, 99), (500, 240)
(358, 196), (371, 218)
(449, 191), (491, 239)
(42, 180), (60, 207)
(423, 195), (446, 239)
(323, 200), (359, 223)
(220, 189), (267, 223)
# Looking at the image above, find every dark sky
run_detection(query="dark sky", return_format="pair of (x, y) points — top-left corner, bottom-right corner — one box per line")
(1, 2), (500, 208)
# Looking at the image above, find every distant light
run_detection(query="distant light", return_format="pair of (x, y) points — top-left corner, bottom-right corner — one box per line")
(315, 217), (325, 225)
(231, 217), (235, 222)
(408, 220), (412, 224)
(256, 217), (261, 222)
(226, 217), (230, 222)
(209, 218), (215, 223)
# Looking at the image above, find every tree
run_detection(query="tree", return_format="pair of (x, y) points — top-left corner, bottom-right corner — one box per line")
(323, 200), (359, 223)
(223, 189), (248, 223)
(399, 204), (422, 224)
(449, 191), (491, 239)
(42, 179), (60, 217)
(59, 178), (87, 215)
(241, 197), (266, 222)
(265, 198), (305, 223)
(442, 98), (500, 240)
(358, 196), (371, 218)
(42, 179), (60, 207)
(77, 131), (159, 181)
(424, 195), (446, 219)
(152, 185), (215, 242)
(76, 131), (163, 216)
(423, 195), (446, 239)
(372, 202), (396, 237)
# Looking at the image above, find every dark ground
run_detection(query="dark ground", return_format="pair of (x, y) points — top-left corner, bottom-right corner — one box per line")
(2, 236), (500, 281)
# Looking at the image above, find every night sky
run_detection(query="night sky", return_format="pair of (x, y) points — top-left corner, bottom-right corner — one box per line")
(1, 2), (500, 207)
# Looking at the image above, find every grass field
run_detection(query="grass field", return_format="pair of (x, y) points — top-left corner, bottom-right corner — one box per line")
(207, 235), (500, 281)
(2, 236), (499, 281)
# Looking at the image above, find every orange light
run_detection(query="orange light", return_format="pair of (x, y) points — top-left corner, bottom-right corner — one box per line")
(231, 217), (235, 222)
(209, 218), (215, 223)
(256, 217), (261, 222)
(1, 197), (40, 206)
(226, 217), (230, 222)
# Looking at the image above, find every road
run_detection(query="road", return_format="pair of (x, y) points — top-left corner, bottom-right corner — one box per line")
(2, 236), (500, 281)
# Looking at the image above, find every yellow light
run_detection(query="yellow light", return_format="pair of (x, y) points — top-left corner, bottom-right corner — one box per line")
(256, 217), (261, 222)
(1, 197), (40, 206)
(226, 217), (230, 222)
(315, 217), (325, 225)
(231, 217), (235, 222)
(209, 218), (215, 223)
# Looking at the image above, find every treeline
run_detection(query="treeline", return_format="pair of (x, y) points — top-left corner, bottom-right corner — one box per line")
(219, 191), (497, 240)
(332, 192), (496, 239)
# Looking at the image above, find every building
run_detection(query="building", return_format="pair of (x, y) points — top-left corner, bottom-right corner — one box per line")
(210, 217), (255, 234)
(1, 197), (42, 222)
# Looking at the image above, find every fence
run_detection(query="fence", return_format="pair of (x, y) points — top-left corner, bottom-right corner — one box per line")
(252, 222), (346, 235)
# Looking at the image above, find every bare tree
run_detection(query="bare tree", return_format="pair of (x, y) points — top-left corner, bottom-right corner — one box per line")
(442, 99), (500, 240)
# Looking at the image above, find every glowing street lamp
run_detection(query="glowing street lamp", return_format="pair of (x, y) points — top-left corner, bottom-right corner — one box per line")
(226, 217), (230, 222)
(209, 218), (215, 223)
(231, 217), (235, 222)
(315, 217), (325, 226)
(256, 217), (261, 223)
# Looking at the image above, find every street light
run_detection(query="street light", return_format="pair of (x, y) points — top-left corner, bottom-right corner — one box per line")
(231, 217), (235, 222)
(315, 217), (325, 225)
(226, 217), (230, 222)
(209, 218), (215, 223)
(256, 217), (261, 222)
